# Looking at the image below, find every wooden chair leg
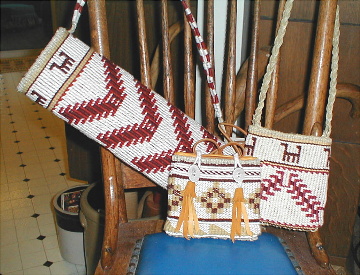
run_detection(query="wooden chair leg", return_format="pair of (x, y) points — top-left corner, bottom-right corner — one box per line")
(303, 0), (338, 268)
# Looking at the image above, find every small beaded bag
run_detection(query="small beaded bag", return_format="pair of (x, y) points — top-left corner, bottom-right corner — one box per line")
(244, 0), (340, 231)
(165, 140), (262, 242)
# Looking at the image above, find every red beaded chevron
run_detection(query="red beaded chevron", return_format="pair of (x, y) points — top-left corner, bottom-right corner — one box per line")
(18, 28), (222, 189)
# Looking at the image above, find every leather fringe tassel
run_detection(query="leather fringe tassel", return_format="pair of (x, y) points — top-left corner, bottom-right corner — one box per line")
(176, 181), (199, 239)
(231, 188), (253, 242)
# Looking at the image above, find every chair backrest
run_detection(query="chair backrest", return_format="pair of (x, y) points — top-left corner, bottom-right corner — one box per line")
(88, 0), (248, 273)
(86, 0), (339, 274)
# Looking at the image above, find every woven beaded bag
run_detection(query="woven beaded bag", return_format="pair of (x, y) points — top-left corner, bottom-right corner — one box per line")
(164, 140), (262, 242)
(17, 0), (225, 189)
(244, 0), (340, 231)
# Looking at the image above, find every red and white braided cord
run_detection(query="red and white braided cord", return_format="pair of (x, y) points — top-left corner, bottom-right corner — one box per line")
(69, 0), (87, 33)
(180, 0), (224, 124)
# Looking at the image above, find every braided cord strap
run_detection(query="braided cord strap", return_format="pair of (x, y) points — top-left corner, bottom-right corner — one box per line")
(323, 6), (340, 137)
(252, 0), (294, 126)
(69, 0), (87, 33)
(180, 0), (224, 124)
(253, 0), (340, 138)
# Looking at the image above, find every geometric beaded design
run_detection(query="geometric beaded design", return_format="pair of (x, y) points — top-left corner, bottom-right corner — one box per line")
(18, 27), (223, 189)
(245, 125), (331, 231)
(164, 152), (262, 241)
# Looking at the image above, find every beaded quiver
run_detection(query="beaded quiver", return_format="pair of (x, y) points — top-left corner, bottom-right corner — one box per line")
(17, 27), (221, 189)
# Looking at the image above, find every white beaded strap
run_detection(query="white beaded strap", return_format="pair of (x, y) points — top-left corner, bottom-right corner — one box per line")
(252, 0), (340, 138)
(180, 0), (224, 124)
(68, 0), (87, 33)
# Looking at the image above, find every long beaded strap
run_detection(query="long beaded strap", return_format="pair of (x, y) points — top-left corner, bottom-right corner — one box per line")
(252, 0), (340, 138)
(180, 0), (224, 124)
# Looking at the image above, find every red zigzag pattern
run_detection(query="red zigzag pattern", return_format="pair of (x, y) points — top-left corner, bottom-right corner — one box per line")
(58, 56), (219, 175)
(131, 104), (219, 173)
(97, 79), (162, 149)
(59, 56), (127, 124)
(286, 173), (323, 223)
(262, 170), (322, 223)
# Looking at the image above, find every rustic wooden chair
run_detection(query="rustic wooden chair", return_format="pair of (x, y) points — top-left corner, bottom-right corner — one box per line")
(84, 0), (340, 274)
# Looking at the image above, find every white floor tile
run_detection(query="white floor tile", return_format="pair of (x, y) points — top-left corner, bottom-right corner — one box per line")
(20, 153), (40, 165)
(3, 270), (24, 275)
(7, 181), (28, 192)
(45, 247), (63, 263)
(3, 155), (23, 166)
(33, 203), (53, 215)
(45, 176), (68, 188)
(25, 168), (44, 180)
(12, 206), (34, 220)
(0, 241), (20, 258)
(37, 213), (55, 227)
(48, 182), (69, 195)
(23, 265), (51, 275)
(39, 223), (57, 237)
(16, 225), (40, 242)
(29, 184), (51, 196)
(49, 261), (78, 275)
(14, 216), (38, 229)
(21, 250), (47, 269)
(1, 218), (15, 232)
(0, 182), (9, 192)
(27, 178), (48, 190)
(1, 172), (9, 185)
(42, 235), (59, 251)
(0, 208), (14, 221)
(10, 197), (33, 209)
(32, 194), (53, 206)
(18, 239), (44, 255)
(0, 243), (22, 273)
(41, 164), (63, 175)
(2, 69), (93, 275)
(7, 175), (28, 185)
(0, 226), (18, 246)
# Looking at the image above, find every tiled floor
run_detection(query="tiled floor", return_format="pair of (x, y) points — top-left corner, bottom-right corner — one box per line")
(1, 70), (87, 274)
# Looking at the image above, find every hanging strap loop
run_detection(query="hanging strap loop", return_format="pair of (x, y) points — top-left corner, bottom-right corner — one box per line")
(252, 0), (340, 138)
(180, 0), (224, 124)
(68, 0), (87, 33)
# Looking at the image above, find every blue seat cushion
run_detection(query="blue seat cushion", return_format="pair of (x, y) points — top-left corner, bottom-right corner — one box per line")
(129, 232), (301, 275)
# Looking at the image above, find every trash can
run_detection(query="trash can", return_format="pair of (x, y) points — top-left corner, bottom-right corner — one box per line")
(79, 183), (160, 275)
(53, 185), (88, 265)
(79, 183), (105, 275)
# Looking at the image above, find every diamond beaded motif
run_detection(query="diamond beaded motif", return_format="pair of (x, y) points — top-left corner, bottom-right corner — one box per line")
(165, 152), (262, 241)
